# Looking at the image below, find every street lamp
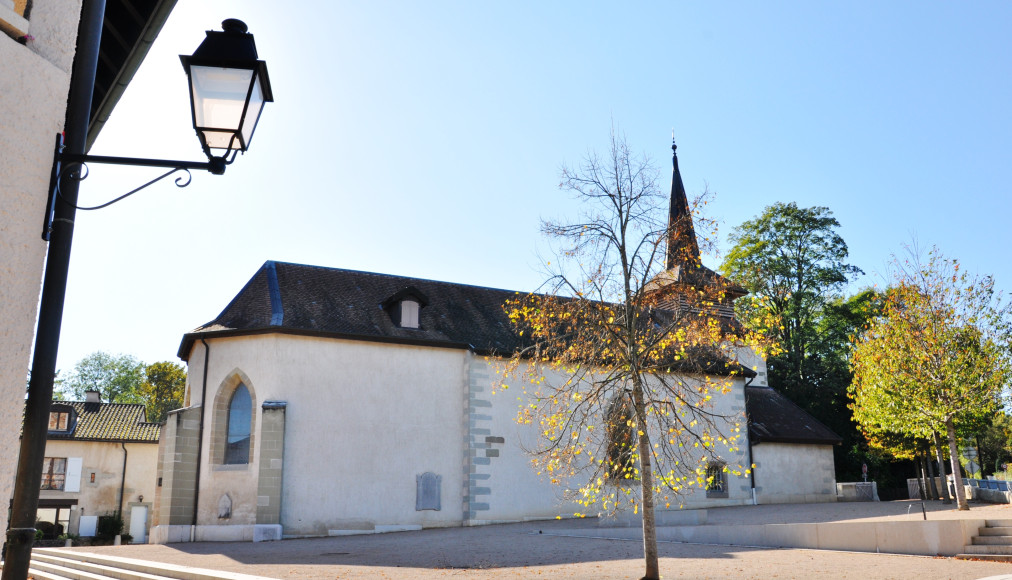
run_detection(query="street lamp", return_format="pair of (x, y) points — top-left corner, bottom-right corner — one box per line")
(43, 18), (274, 239)
(4, 16), (272, 580)
(181, 18), (273, 165)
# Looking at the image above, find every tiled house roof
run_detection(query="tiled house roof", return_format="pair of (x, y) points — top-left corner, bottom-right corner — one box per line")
(45, 401), (160, 443)
(745, 386), (842, 445)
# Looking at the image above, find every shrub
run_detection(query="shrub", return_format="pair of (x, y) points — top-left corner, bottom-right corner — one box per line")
(95, 514), (124, 544)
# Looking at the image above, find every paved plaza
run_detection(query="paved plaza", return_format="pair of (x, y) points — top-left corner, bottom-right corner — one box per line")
(59, 500), (1012, 579)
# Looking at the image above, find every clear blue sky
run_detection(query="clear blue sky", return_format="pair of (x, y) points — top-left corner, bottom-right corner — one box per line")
(56, 1), (1012, 373)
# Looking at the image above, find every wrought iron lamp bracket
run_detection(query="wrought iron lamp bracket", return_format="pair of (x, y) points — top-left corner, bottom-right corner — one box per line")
(43, 133), (236, 240)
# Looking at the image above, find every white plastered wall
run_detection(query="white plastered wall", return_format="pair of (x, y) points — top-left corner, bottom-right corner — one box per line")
(0, 0), (83, 537)
(468, 356), (581, 523)
(752, 442), (837, 504)
(190, 334), (468, 538)
(171, 333), (775, 538)
(479, 357), (754, 521)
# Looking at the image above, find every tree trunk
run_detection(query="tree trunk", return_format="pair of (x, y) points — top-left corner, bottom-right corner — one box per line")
(933, 432), (952, 504)
(974, 434), (983, 479)
(632, 382), (659, 580)
(923, 448), (939, 500)
(920, 459), (932, 500)
(915, 463), (926, 500)
(945, 418), (969, 511)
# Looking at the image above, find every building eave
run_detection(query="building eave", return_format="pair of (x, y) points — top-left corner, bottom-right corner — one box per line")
(86, 0), (178, 150)
(178, 327), (474, 361)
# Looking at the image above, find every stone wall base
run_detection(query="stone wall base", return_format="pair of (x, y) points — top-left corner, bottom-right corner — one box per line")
(150, 524), (281, 543)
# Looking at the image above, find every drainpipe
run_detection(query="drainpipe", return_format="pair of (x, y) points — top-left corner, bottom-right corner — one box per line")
(744, 376), (757, 505)
(191, 338), (211, 538)
(118, 443), (128, 519)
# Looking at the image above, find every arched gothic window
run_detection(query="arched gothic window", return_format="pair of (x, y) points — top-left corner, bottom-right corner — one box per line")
(224, 383), (252, 464)
(605, 396), (636, 482)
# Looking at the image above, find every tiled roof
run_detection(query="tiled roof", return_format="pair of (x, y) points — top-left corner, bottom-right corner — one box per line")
(46, 401), (160, 443)
(180, 261), (528, 357)
(745, 386), (842, 445)
(177, 261), (754, 380)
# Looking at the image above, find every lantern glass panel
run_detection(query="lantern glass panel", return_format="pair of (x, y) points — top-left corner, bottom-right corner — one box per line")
(240, 74), (266, 149)
(190, 65), (255, 149)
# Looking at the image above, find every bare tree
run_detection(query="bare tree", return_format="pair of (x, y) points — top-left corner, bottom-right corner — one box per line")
(498, 132), (769, 579)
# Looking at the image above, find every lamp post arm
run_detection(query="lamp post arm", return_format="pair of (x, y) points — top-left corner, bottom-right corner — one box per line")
(59, 151), (224, 173)
(42, 134), (232, 240)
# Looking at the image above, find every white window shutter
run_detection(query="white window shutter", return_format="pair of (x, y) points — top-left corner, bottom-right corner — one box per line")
(64, 457), (83, 492)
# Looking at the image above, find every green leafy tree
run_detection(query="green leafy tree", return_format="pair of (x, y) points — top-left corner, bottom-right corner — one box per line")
(721, 203), (875, 481)
(498, 134), (769, 579)
(61, 352), (145, 404)
(804, 291), (882, 432)
(849, 247), (1012, 510)
(721, 202), (863, 407)
(138, 361), (187, 423)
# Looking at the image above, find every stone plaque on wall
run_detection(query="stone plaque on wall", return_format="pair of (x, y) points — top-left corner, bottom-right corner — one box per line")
(416, 472), (441, 511)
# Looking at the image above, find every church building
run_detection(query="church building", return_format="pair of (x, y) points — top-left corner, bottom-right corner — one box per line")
(150, 145), (840, 543)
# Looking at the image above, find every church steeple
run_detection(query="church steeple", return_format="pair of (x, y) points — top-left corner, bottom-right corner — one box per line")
(665, 139), (700, 271)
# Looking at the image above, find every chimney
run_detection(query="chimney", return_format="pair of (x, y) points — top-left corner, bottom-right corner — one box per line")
(84, 390), (101, 403)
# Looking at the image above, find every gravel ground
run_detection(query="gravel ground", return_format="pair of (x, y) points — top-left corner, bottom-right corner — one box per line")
(57, 500), (1012, 580)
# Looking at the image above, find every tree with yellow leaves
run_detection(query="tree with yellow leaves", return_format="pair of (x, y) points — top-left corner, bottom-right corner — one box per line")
(498, 132), (772, 580)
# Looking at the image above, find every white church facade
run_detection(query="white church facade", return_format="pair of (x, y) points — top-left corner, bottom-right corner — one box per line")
(150, 148), (840, 543)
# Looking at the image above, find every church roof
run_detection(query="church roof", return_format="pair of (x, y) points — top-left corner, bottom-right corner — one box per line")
(745, 386), (842, 445)
(178, 261), (753, 380)
(42, 401), (160, 443)
(180, 261), (530, 358)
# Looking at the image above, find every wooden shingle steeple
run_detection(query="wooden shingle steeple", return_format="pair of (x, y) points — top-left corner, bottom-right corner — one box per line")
(665, 139), (701, 271)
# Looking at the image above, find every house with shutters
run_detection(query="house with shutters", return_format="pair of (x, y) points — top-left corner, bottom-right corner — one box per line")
(38, 391), (160, 543)
(151, 145), (841, 543)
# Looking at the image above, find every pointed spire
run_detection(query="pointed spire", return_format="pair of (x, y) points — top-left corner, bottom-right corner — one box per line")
(665, 138), (700, 271)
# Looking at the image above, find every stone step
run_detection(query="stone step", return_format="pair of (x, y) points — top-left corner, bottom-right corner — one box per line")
(30, 553), (178, 580)
(955, 553), (1012, 563)
(972, 535), (1012, 546)
(979, 526), (1012, 536)
(31, 549), (275, 580)
(26, 569), (103, 580)
(985, 519), (1012, 528)
(961, 544), (1012, 555)
(29, 559), (135, 580)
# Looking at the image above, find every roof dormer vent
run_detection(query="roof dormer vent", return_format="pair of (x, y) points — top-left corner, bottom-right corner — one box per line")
(382, 286), (429, 329)
(398, 299), (420, 329)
